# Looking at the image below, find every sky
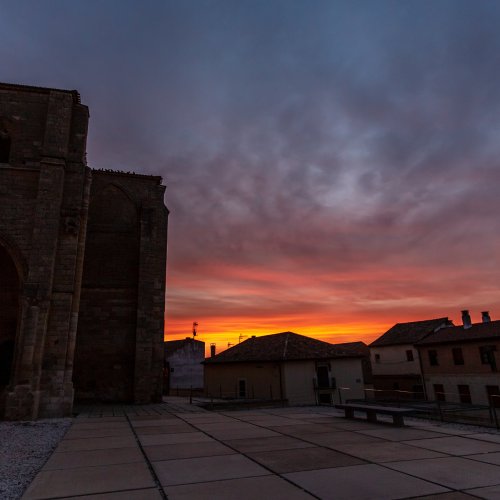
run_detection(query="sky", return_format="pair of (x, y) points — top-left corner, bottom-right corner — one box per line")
(2, 0), (500, 352)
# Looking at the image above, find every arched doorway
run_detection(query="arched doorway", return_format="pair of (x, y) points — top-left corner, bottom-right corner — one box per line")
(0, 245), (20, 390)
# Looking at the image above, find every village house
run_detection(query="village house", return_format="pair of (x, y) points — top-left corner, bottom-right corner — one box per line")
(164, 338), (205, 395)
(369, 317), (452, 399)
(204, 331), (370, 405)
(416, 310), (500, 407)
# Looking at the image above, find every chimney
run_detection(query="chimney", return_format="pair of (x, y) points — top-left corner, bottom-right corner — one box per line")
(482, 311), (491, 323)
(462, 310), (472, 329)
(210, 343), (216, 357)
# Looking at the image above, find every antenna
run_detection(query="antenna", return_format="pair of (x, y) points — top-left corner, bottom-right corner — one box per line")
(192, 321), (198, 338)
(227, 342), (234, 348)
(238, 334), (247, 343)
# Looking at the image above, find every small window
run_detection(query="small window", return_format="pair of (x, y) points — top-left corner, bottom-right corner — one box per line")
(406, 350), (414, 362)
(458, 385), (471, 404)
(479, 345), (497, 367)
(238, 379), (246, 398)
(434, 384), (445, 402)
(452, 347), (464, 365)
(486, 386), (500, 408)
(374, 353), (381, 363)
(0, 130), (11, 163)
(428, 350), (439, 366)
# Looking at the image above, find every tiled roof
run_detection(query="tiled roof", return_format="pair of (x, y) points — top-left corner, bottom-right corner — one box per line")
(204, 332), (368, 364)
(417, 320), (500, 345)
(370, 318), (451, 347)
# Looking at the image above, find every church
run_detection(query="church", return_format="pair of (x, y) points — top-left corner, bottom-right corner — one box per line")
(0, 82), (168, 419)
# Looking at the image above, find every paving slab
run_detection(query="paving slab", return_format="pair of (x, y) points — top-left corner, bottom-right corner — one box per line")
(130, 418), (184, 427)
(58, 488), (163, 499)
(143, 441), (236, 461)
(332, 441), (447, 463)
(385, 457), (500, 490)
(43, 447), (143, 470)
(271, 423), (341, 436)
(247, 446), (365, 473)
(69, 421), (130, 431)
(57, 435), (137, 452)
(464, 451), (500, 466)
(301, 430), (384, 447)
(139, 431), (214, 446)
(204, 426), (281, 440)
(163, 475), (314, 499)
(235, 417), (310, 426)
(284, 463), (449, 499)
(225, 435), (315, 453)
(465, 432), (500, 444)
(192, 421), (263, 432)
(64, 427), (134, 440)
(356, 427), (447, 441)
(414, 493), (479, 499)
(153, 454), (270, 486)
(465, 484), (500, 499)
(321, 420), (382, 431)
(134, 424), (194, 435)
(22, 462), (155, 499)
(403, 436), (500, 455)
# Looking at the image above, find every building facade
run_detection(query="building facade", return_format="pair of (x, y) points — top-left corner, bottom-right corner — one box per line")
(417, 312), (500, 407)
(0, 82), (168, 419)
(164, 338), (205, 394)
(369, 318), (451, 398)
(204, 332), (369, 405)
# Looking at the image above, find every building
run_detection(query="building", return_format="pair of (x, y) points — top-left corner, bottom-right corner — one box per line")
(0, 82), (168, 419)
(416, 310), (500, 407)
(204, 332), (369, 405)
(164, 338), (205, 394)
(369, 317), (452, 398)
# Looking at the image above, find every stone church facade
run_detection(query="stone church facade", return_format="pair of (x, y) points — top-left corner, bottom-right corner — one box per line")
(0, 82), (168, 419)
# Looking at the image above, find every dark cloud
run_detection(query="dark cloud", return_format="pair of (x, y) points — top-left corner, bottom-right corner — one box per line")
(2, 0), (500, 339)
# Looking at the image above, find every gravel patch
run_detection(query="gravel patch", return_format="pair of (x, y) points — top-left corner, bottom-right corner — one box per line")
(0, 418), (72, 500)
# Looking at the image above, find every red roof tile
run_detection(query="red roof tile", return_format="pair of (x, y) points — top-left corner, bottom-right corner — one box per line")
(204, 332), (368, 364)
(417, 320), (500, 345)
(370, 318), (451, 347)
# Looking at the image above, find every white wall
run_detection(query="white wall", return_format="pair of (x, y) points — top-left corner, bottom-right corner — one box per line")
(167, 342), (205, 390)
(370, 345), (421, 376)
(423, 374), (500, 406)
(282, 358), (366, 405)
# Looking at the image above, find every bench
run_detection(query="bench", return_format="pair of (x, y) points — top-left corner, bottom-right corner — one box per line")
(335, 403), (414, 427)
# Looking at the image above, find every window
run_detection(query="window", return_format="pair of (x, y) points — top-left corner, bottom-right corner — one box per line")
(428, 350), (439, 366)
(434, 384), (445, 402)
(412, 385), (424, 399)
(452, 347), (464, 365)
(458, 385), (471, 404)
(486, 386), (500, 408)
(238, 379), (246, 398)
(406, 350), (414, 362)
(374, 353), (381, 363)
(479, 346), (497, 371)
(0, 130), (10, 163)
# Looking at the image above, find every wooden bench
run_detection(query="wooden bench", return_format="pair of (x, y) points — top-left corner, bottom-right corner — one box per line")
(335, 403), (414, 427)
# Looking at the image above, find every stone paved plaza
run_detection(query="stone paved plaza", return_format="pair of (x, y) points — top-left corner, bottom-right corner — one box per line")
(22, 399), (500, 499)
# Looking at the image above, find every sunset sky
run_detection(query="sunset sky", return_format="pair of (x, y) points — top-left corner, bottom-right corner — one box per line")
(3, 1), (500, 352)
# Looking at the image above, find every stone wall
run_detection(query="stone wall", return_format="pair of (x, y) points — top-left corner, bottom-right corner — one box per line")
(0, 82), (168, 419)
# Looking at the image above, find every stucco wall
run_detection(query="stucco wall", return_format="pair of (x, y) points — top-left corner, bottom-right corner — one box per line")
(166, 340), (204, 390)
(370, 345), (421, 376)
(204, 362), (282, 399)
(423, 374), (500, 406)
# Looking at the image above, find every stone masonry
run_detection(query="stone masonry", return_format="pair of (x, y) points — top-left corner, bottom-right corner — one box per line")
(0, 82), (168, 419)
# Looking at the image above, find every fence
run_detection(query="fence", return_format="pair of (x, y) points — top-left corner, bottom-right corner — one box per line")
(340, 387), (500, 429)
